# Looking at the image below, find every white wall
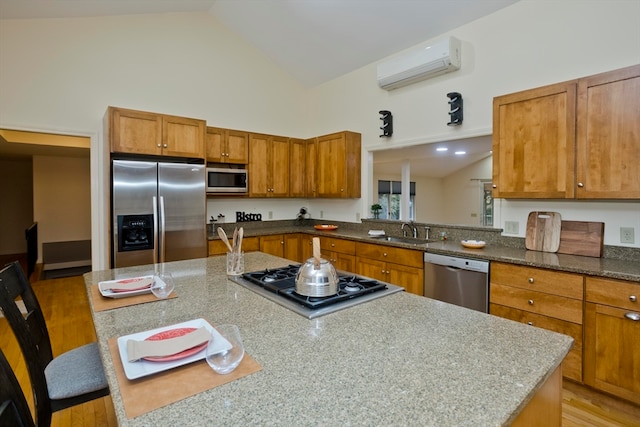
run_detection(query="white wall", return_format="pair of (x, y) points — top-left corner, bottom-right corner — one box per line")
(1, 1), (639, 269)
(372, 173), (446, 223)
(442, 156), (493, 226)
(32, 155), (91, 261)
(305, 0), (640, 246)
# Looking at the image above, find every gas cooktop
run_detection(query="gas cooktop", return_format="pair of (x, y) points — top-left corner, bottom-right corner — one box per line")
(230, 264), (404, 319)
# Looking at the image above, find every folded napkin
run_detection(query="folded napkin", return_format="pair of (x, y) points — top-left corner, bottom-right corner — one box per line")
(106, 277), (154, 293)
(127, 327), (211, 362)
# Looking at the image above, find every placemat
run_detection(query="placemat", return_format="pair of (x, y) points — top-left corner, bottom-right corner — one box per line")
(107, 336), (262, 419)
(90, 285), (177, 312)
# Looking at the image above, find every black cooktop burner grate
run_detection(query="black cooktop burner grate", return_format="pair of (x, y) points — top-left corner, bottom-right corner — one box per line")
(242, 265), (388, 310)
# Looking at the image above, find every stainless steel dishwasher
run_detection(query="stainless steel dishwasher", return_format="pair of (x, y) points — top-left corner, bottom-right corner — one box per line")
(424, 253), (489, 313)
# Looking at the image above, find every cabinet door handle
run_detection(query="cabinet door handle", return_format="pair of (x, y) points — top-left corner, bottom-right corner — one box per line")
(624, 312), (640, 321)
(630, 295), (637, 302)
(577, 182), (584, 188)
(528, 277), (534, 284)
(527, 321), (533, 326)
(383, 253), (387, 257)
(528, 299), (534, 305)
(492, 184), (497, 189)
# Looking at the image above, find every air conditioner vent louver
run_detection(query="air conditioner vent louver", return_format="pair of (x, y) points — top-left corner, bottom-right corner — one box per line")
(377, 37), (461, 90)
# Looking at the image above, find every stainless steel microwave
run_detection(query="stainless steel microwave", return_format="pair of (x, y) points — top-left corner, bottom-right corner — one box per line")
(206, 167), (248, 193)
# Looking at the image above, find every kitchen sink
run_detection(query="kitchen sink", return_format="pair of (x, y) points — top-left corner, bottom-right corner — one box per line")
(370, 236), (434, 246)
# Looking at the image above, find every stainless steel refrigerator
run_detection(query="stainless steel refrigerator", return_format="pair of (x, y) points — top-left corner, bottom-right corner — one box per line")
(112, 159), (206, 268)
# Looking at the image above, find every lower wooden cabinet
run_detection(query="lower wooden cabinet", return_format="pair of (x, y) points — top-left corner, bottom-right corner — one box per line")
(208, 236), (259, 256)
(490, 262), (584, 382)
(318, 236), (356, 273)
(584, 276), (640, 405)
(258, 234), (301, 261)
(355, 242), (424, 296)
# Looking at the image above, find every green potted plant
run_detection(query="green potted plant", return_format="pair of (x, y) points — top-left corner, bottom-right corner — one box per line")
(371, 203), (382, 219)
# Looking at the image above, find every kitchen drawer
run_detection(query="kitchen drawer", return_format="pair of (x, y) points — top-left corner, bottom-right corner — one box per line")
(491, 283), (583, 324)
(355, 242), (423, 268)
(490, 303), (582, 382)
(491, 262), (583, 299)
(319, 237), (356, 255)
(585, 276), (640, 311)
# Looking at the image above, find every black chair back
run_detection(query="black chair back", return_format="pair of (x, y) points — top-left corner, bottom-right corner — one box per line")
(0, 261), (53, 427)
(0, 346), (36, 427)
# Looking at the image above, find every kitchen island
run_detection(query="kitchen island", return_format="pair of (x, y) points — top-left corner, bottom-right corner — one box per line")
(84, 252), (572, 426)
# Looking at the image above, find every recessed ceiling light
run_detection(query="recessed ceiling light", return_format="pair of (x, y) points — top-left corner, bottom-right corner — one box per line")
(436, 147), (448, 152)
(454, 151), (466, 155)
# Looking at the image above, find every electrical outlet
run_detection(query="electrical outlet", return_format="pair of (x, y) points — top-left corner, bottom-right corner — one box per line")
(268, 211), (273, 219)
(320, 210), (324, 218)
(356, 212), (360, 221)
(620, 227), (635, 244)
(505, 221), (519, 234)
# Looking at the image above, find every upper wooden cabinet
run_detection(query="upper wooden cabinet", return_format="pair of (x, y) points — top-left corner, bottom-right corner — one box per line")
(305, 138), (317, 197)
(313, 131), (361, 198)
(248, 133), (290, 197)
(106, 106), (205, 158)
(289, 138), (307, 198)
(576, 65), (640, 198)
(206, 127), (249, 164)
(492, 65), (640, 199)
(492, 82), (577, 198)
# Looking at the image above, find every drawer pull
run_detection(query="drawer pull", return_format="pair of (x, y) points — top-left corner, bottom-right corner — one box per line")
(630, 295), (637, 302)
(528, 277), (534, 284)
(528, 299), (534, 305)
(624, 312), (640, 321)
(527, 321), (533, 326)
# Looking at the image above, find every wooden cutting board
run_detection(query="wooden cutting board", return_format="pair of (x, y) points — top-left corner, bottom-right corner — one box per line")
(525, 211), (562, 252)
(557, 221), (605, 257)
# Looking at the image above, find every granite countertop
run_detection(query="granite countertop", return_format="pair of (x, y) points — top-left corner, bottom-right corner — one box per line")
(85, 253), (572, 426)
(211, 224), (640, 283)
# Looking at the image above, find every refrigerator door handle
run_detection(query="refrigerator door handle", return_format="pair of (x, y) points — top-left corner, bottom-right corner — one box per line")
(153, 196), (159, 263)
(159, 195), (166, 263)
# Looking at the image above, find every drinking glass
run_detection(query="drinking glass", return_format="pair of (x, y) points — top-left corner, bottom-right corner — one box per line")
(206, 324), (245, 374)
(151, 272), (175, 299)
(226, 251), (244, 276)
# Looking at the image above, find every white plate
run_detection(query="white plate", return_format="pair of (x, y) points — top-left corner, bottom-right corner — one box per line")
(99, 276), (154, 299)
(116, 318), (232, 380)
(461, 240), (486, 249)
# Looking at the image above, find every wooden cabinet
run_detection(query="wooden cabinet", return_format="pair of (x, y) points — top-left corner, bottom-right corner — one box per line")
(584, 277), (640, 404)
(490, 262), (584, 382)
(289, 138), (307, 198)
(305, 138), (317, 197)
(206, 127), (249, 164)
(313, 131), (361, 198)
(576, 65), (640, 198)
(259, 234), (299, 260)
(248, 133), (290, 197)
(106, 106), (205, 158)
(208, 237), (259, 256)
(283, 234), (301, 262)
(492, 64), (640, 199)
(355, 242), (424, 296)
(492, 82), (577, 199)
(318, 236), (356, 273)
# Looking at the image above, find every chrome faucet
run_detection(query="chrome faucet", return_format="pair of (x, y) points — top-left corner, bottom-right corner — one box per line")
(401, 222), (418, 238)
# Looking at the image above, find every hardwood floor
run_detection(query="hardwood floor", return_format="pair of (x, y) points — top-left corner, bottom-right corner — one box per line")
(1, 269), (639, 426)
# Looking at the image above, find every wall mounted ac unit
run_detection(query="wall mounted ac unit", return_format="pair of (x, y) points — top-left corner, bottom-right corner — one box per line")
(377, 37), (461, 90)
